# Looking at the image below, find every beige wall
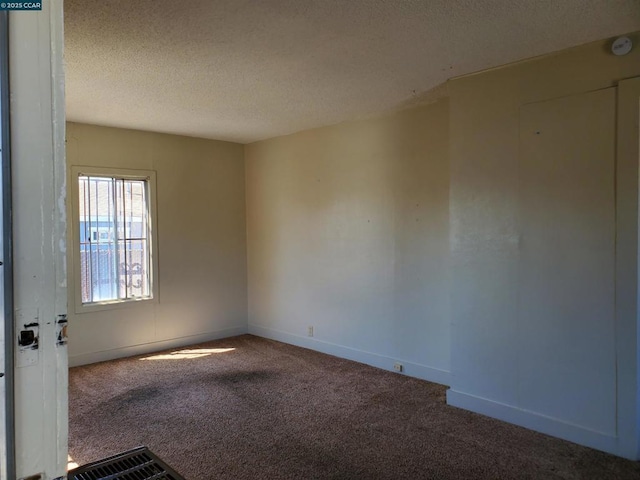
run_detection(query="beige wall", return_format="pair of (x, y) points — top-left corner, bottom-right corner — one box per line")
(245, 32), (640, 459)
(64, 32), (640, 460)
(245, 102), (451, 383)
(66, 123), (247, 366)
(447, 34), (640, 458)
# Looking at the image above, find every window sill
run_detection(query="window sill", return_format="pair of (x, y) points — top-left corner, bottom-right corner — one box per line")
(74, 296), (157, 315)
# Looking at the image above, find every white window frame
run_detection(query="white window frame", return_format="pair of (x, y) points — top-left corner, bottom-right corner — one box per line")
(70, 166), (159, 314)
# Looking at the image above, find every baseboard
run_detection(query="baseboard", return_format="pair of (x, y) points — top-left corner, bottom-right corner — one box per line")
(248, 324), (450, 385)
(69, 326), (248, 367)
(446, 389), (626, 458)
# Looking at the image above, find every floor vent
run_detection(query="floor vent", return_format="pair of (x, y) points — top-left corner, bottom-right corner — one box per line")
(68, 446), (185, 480)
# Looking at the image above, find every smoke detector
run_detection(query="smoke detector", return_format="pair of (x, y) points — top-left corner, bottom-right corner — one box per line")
(611, 36), (633, 56)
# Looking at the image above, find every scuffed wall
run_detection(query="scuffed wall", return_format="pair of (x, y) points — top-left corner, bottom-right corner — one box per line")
(245, 101), (450, 384)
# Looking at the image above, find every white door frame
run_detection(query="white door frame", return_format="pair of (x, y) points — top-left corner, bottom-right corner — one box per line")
(9, 2), (67, 478)
(0, 9), (15, 480)
(616, 76), (640, 460)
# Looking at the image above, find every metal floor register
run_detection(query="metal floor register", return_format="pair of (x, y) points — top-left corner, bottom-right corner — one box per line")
(67, 446), (186, 480)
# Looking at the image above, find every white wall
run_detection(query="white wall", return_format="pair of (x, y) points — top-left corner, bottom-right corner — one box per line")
(244, 33), (640, 460)
(64, 33), (640, 461)
(446, 35), (640, 459)
(245, 102), (451, 384)
(66, 123), (248, 366)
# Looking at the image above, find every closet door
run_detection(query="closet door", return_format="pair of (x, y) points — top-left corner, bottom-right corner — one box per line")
(518, 87), (616, 435)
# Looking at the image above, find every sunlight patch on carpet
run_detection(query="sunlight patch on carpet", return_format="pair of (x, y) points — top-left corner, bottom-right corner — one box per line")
(140, 347), (235, 360)
(67, 454), (79, 471)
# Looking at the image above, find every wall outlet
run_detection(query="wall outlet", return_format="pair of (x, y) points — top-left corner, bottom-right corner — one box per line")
(307, 326), (314, 337)
(393, 363), (403, 373)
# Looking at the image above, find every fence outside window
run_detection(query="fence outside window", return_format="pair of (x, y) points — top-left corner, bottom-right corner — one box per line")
(78, 175), (151, 304)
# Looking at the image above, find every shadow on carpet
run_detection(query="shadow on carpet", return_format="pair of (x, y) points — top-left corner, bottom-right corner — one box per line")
(69, 335), (640, 480)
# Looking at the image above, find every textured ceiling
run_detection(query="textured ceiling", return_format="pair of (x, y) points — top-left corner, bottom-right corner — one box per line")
(64, 0), (640, 144)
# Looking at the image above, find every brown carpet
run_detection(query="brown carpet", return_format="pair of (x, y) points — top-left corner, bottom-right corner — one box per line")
(69, 335), (640, 480)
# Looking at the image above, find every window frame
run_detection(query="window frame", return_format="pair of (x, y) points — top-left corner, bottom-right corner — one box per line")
(70, 166), (159, 314)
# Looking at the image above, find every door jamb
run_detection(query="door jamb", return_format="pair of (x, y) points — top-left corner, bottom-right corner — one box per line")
(0, 9), (15, 480)
(616, 76), (640, 460)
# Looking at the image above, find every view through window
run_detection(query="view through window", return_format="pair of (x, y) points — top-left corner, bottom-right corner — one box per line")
(78, 175), (151, 304)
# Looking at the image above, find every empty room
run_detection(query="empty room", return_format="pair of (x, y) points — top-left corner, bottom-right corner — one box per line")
(7, 0), (640, 479)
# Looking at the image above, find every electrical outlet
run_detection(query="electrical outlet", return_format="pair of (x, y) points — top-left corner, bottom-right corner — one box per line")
(393, 363), (403, 373)
(307, 326), (314, 337)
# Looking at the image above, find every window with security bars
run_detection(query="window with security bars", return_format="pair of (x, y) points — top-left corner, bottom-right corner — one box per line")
(78, 175), (152, 304)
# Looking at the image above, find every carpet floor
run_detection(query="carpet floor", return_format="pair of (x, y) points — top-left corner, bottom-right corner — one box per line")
(69, 335), (640, 480)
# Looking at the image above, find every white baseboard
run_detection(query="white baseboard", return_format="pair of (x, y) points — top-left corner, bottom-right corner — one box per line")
(69, 326), (248, 367)
(248, 324), (450, 385)
(446, 389), (627, 458)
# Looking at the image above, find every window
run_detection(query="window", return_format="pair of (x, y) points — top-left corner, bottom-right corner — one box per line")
(72, 167), (158, 309)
